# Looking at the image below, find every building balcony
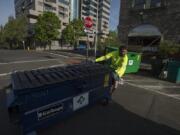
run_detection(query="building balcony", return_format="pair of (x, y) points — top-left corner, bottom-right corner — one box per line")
(27, 9), (40, 17)
(45, 0), (56, 4)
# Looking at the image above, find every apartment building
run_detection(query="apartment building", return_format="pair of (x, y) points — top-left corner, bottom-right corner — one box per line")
(80, 0), (99, 43)
(118, 0), (180, 46)
(14, 0), (70, 32)
(14, 0), (111, 46)
(98, 0), (111, 40)
(70, 0), (80, 21)
(79, 0), (111, 43)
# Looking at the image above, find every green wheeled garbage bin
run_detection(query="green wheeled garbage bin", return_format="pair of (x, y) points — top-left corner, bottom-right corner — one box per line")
(167, 61), (180, 83)
(104, 46), (141, 74)
(126, 52), (141, 73)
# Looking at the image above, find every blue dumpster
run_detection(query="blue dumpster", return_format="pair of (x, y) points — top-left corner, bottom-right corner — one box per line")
(7, 63), (112, 134)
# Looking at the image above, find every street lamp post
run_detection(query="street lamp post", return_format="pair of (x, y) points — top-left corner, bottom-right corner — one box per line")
(139, 11), (144, 23)
(22, 6), (25, 50)
(22, 40), (25, 50)
(94, 31), (97, 58)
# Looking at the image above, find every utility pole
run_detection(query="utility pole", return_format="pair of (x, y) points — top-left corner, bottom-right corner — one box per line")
(22, 6), (25, 50)
(94, 1), (99, 59)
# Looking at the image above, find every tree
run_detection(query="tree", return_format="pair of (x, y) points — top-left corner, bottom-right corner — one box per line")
(105, 31), (120, 47)
(0, 25), (4, 46)
(97, 31), (121, 52)
(3, 16), (28, 49)
(62, 24), (75, 46)
(35, 12), (61, 50)
(62, 19), (85, 47)
(159, 40), (180, 58)
(71, 19), (84, 45)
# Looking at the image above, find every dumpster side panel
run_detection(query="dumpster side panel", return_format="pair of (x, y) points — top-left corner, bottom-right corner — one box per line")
(22, 86), (111, 134)
(8, 64), (112, 134)
(125, 52), (141, 74)
(167, 61), (180, 83)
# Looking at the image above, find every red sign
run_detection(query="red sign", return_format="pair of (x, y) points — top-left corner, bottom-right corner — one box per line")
(84, 17), (93, 29)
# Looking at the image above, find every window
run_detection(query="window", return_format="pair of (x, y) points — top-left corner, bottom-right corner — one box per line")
(151, 0), (161, 8)
(132, 0), (162, 9)
(38, 1), (43, 6)
(45, 0), (56, 3)
(134, 0), (146, 9)
(58, 0), (69, 5)
(44, 4), (56, 11)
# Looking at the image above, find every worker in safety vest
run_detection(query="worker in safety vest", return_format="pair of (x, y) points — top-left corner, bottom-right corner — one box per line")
(96, 46), (128, 94)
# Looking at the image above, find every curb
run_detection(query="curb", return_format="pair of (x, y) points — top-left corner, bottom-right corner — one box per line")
(113, 84), (180, 131)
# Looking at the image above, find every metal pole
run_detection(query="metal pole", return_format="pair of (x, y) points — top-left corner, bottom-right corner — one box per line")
(94, 32), (97, 58)
(43, 0), (45, 11)
(86, 34), (89, 62)
(23, 41), (25, 50)
(94, 1), (99, 59)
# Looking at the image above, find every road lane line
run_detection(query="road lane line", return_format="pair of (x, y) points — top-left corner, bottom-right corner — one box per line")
(125, 79), (180, 89)
(45, 52), (87, 59)
(0, 64), (65, 77)
(0, 72), (12, 77)
(44, 52), (69, 58)
(125, 82), (180, 100)
(0, 59), (60, 65)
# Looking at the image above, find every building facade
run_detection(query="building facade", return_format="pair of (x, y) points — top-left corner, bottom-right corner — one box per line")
(14, 0), (70, 32)
(14, 0), (111, 45)
(70, 0), (80, 21)
(118, 0), (180, 47)
(79, 0), (111, 43)
(98, 0), (111, 40)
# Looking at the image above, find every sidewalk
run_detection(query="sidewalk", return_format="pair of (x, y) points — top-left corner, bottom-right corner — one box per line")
(113, 73), (180, 131)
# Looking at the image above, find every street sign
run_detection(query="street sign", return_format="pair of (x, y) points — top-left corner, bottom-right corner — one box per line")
(84, 16), (93, 29)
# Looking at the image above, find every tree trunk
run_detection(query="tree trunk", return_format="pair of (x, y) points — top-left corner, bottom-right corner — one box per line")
(48, 41), (51, 50)
(48, 44), (51, 50)
(43, 43), (46, 51)
(9, 41), (13, 49)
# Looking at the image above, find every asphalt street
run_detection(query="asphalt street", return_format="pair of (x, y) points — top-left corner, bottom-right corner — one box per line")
(0, 50), (180, 135)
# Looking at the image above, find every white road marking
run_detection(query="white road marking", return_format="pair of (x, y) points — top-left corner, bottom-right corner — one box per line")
(143, 85), (180, 89)
(45, 52), (87, 59)
(0, 64), (65, 77)
(0, 72), (12, 77)
(125, 80), (180, 89)
(125, 80), (160, 83)
(0, 59), (60, 65)
(125, 82), (180, 100)
(44, 52), (69, 58)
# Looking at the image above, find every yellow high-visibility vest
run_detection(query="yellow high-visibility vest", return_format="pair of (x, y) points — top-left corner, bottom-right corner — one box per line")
(96, 51), (128, 77)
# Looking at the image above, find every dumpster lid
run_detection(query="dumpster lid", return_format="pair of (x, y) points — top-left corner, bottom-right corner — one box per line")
(11, 63), (109, 92)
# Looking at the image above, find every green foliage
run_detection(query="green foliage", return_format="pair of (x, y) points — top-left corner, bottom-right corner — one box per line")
(97, 37), (105, 52)
(159, 40), (180, 57)
(0, 25), (4, 44)
(71, 19), (85, 39)
(62, 19), (84, 46)
(97, 31), (121, 52)
(105, 31), (120, 47)
(35, 12), (61, 49)
(62, 24), (75, 45)
(3, 16), (28, 49)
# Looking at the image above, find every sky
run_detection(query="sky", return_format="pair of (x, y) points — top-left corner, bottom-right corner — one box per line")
(0, 0), (120, 30)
